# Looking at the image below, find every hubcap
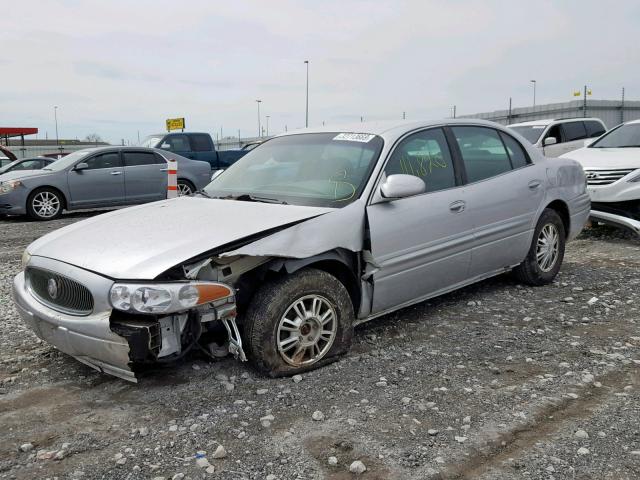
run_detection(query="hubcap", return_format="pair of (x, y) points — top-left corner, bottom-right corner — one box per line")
(32, 192), (60, 218)
(178, 182), (193, 196)
(536, 223), (559, 272)
(277, 294), (337, 367)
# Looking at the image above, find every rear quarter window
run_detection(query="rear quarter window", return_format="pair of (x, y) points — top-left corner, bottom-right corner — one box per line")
(585, 121), (606, 138)
(562, 122), (587, 142)
(190, 134), (213, 152)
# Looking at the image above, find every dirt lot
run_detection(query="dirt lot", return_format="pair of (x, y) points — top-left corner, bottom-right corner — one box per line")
(1, 212), (639, 480)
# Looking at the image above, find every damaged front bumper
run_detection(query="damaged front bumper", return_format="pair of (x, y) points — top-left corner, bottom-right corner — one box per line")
(12, 256), (245, 382)
(12, 267), (136, 381)
(590, 209), (640, 235)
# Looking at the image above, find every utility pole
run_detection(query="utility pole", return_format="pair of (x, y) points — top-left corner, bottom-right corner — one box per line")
(137, 130), (140, 144)
(256, 99), (262, 137)
(54, 106), (59, 145)
(583, 85), (587, 117)
(238, 129), (241, 148)
(452, 105), (457, 118)
(508, 97), (512, 124)
(266, 115), (270, 136)
(402, 111), (406, 120)
(530, 80), (537, 107)
(621, 87), (625, 124)
(304, 60), (309, 127)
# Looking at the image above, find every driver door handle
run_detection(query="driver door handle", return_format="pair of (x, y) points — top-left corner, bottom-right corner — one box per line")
(528, 180), (542, 189)
(110, 171), (122, 175)
(449, 200), (466, 213)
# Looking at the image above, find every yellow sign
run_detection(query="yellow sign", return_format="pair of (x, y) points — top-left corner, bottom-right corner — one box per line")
(166, 117), (185, 131)
(573, 91), (581, 97)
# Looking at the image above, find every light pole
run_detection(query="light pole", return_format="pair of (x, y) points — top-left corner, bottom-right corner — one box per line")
(54, 106), (59, 145)
(255, 99), (262, 137)
(530, 80), (537, 107)
(304, 60), (309, 128)
(266, 115), (270, 136)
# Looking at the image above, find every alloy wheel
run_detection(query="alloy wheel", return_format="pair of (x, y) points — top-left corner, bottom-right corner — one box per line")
(276, 294), (337, 367)
(536, 223), (559, 272)
(31, 191), (61, 219)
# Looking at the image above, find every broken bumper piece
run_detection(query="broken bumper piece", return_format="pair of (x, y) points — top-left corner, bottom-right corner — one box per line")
(590, 209), (640, 236)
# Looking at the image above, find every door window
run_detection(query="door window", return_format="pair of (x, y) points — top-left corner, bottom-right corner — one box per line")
(190, 134), (213, 152)
(123, 151), (159, 167)
(84, 152), (122, 170)
(499, 132), (529, 169)
(544, 125), (562, 144)
(384, 128), (456, 193)
(451, 127), (512, 183)
(161, 135), (191, 152)
(561, 121), (587, 142)
(13, 159), (43, 170)
(584, 120), (606, 138)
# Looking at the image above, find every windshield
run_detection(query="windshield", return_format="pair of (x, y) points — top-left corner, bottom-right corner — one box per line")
(509, 125), (546, 144)
(140, 135), (163, 148)
(203, 132), (384, 207)
(43, 150), (92, 171)
(590, 123), (640, 148)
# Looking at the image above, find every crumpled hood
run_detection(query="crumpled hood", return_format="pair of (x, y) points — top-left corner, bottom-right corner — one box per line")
(561, 147), (640, 170)
(28, 197), (332, 279)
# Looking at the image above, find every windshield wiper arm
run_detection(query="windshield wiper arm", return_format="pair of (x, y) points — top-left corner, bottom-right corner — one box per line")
(226, 193), (288, 205)
(193, 189), (212, 198)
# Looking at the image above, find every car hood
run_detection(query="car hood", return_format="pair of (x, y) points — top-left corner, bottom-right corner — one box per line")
(561, 147), (640, 170)
(28, 197), (333, 279)
(0, 170), (50, 182)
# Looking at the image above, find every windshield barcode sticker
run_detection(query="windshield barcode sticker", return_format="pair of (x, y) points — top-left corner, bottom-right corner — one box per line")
(333, 133), (375, 143)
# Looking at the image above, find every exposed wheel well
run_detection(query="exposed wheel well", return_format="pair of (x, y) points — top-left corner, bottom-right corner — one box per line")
(28, 186), (68, 210)
(545, 200), (570, 238)
(305, 260), (361, 312)
(177, 178), (195, 188)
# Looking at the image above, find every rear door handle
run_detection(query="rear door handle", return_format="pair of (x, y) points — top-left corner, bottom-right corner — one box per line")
(159, 167), (169, 172)
(528, 180), (542, 189)
(110, 171), (122, 176)
(449, 200), (465, 213)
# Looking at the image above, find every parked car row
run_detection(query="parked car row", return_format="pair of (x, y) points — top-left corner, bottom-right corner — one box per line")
(12, 119), (590, 381)
(0, 147), (211, 220)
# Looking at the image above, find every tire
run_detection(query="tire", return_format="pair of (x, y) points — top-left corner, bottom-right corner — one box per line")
(513, 208), (566, 286)
(177, 179), (195, 196)
(243, 268), (354, 377)
(27, 188), (64, 220)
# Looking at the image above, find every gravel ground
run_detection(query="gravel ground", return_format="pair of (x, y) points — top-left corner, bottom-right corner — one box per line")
(1, 212), (639, 480)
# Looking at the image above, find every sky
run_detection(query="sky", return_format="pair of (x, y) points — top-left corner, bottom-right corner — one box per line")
(1, 0), (639, 144)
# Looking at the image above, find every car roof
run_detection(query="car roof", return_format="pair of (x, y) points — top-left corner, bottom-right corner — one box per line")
(509, 117), (603, 127)
(626, 119), (640, 125)
(277, 118), (512, 142)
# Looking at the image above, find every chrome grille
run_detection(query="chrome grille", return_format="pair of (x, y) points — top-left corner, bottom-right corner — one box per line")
(584, 169), (635, 186)
(26, 267), (94, 315)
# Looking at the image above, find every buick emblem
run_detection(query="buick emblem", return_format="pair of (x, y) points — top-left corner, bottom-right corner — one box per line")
(47, 278), (59, 299)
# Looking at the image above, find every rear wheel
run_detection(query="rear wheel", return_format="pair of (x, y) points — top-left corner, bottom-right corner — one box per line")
(513, 208), (565, 285)
(177, 179), (195, 196)
(243, 268), (354, 377)
(27, 188), (63, 220)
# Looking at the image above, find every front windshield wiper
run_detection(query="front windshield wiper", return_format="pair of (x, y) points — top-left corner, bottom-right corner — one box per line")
(217, 193), (288, 205)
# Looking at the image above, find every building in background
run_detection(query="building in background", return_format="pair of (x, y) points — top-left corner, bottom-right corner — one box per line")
(461, 99), (640, 129)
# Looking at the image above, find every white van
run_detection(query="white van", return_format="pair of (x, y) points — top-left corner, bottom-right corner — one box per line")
(509, 117), (606, 157)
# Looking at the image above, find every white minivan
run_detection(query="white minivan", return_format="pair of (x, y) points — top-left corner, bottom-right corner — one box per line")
(509, 118), (606, 157)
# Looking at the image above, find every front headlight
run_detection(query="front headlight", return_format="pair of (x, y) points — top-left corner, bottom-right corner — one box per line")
(628, 170), (640, 183)
(0, 180), (22, 194)
(109, 281), (234, 314)
(21, 249), (32, 269)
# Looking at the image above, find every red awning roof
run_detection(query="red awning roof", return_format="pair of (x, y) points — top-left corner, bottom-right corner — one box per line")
(0, 127), (39, 137)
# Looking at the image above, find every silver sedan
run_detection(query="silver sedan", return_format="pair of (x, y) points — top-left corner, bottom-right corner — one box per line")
(13, 119), (590, 381)
(0, 146), (211, 220)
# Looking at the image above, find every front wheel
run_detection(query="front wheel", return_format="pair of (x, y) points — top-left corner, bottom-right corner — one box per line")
(27, 188), (63, 220)
(513, 208), (566, 286)
(243, 268), (354, 377)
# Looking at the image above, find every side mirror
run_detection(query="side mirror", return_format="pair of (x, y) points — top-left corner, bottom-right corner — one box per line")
(74, 162), (88, 171)
(543, 137), (557, 146)
(380, 174), (425, 200)
(160, 143), (171, 150)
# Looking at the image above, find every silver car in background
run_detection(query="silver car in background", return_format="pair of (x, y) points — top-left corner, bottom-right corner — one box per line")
(13, 119), (590, 381)
(0, 147), (211, 220)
